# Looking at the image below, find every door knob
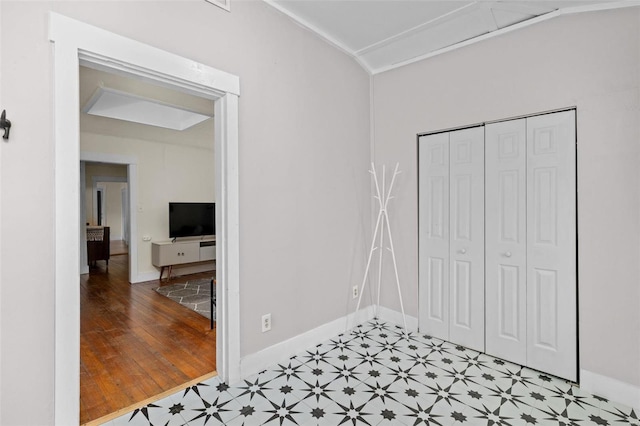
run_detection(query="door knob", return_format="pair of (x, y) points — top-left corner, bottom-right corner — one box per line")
(504, 251), (512, 257)
(459, 249), (467, 254)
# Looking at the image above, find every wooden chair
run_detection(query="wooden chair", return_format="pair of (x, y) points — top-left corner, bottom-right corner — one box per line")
(87, 226), (110, 268)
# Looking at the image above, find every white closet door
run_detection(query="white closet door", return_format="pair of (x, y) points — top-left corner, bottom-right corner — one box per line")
(449, 127), (485, 352)
(418, 132), (450, 340)
(526, 110), (577, 381)
(485, 119), (527, 365)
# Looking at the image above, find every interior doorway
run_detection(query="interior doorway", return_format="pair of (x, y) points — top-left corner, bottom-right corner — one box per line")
(79, 155), (139, 282)
(80, 161), (131, 274)
(93, 180), (126, 228)
(51, 13), (241, 425)
(77, 63), (218, 423)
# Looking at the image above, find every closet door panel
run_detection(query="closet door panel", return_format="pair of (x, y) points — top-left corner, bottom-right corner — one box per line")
(449, 127), (485, 352)
(485, 119), (527, 366)
(418, 133), (450, 340)
(526, 110), (577, 382)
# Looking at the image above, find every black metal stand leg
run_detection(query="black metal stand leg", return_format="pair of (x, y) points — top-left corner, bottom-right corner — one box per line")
(210, 279), (214, 330)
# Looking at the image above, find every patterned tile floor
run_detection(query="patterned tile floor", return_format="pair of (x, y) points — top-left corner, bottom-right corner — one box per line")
(106, 320), (638, 425)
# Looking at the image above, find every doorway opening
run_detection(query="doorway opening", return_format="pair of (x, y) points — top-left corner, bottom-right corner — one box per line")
(51, 13), (241, 425)
(78, 63), (219, 423)
(81, 161), (130, 272)
(80, 154), (140, 283)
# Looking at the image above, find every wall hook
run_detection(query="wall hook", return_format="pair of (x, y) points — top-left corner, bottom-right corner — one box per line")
(1, 110), (11, 140)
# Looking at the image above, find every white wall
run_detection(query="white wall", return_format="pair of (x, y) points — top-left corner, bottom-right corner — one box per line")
(1, 4), (56, 425)
(373, 7), (640, 399)
(0, 1), (371, 424)
(102, 181), (127, 240)
(0, 1), (3, 419)
(82, 132), (216, 277)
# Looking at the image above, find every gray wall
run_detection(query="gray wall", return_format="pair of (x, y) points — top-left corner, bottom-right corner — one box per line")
(373, 8), (640, 391)
(0, 1), (371, 424)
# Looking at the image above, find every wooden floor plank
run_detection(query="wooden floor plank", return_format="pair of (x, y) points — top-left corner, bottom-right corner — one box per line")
(80, 256), (216, 425)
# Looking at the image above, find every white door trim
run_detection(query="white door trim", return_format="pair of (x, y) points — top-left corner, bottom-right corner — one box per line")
(91, 175), (127, 227)
(80, 162), (88, 274)
(50, 13), (241, 425)
(81, 153), (139, 283)
(122, 187), (129, 244)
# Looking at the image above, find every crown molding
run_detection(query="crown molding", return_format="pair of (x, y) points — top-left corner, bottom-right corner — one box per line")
(263, 0), (640, 76)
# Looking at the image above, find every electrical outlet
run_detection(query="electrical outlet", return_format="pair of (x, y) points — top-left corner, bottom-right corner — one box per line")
(352, 285), (359, 299)
(261, 313), (271, 332)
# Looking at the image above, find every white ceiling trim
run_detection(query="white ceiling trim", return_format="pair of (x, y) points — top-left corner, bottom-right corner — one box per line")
(373, 0), (640, 75)
(353, 2), (481, 56)
(373, 12), (557, 74)
(490, 2), (555, 16)
(565, 0), (640, 12)
(264, 0), (640, 76)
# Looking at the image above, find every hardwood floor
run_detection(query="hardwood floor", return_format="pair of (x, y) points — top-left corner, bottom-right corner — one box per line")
(80, 255), (216, 425)
(110, 239), (128, 256)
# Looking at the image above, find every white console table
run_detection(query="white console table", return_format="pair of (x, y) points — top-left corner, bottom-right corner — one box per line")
(152, 237), (216, 280)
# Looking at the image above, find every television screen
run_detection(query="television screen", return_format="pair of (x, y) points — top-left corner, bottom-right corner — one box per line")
(169, 202), (215, 238)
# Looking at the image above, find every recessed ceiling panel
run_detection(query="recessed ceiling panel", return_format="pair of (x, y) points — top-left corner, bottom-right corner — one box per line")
(83, 87), (212, 131)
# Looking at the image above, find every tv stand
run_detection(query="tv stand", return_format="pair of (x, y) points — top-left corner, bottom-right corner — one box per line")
(152, 237), (216, 280)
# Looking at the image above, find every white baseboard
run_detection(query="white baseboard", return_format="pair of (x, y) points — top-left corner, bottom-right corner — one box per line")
(240, 305), (376, 379)
(133, 271), (160, 284)
(375, 306), (419, 332)
(580, 369), (640, 412)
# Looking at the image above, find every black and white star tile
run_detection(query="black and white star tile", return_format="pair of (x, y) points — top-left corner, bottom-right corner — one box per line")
(106, 320), (638, 426)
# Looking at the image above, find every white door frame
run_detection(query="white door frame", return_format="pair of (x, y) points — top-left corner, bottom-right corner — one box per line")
(122, 186), (129, 244)
(50, 13), (241, 425)
(82, 154), (138, 283)
(91, 175), (127, 227)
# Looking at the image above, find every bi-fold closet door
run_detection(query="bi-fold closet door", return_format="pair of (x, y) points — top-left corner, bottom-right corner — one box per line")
(418, 126), (485, 353)
(485, 111), (577, 381)
(418, 110), (577, 382)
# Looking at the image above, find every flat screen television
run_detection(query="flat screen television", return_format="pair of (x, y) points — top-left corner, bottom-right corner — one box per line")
(169, 202), (215, 238)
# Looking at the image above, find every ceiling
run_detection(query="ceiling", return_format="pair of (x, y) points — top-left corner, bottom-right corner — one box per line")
(265, 0), (626, 74)
(79, 66), (215, 149)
